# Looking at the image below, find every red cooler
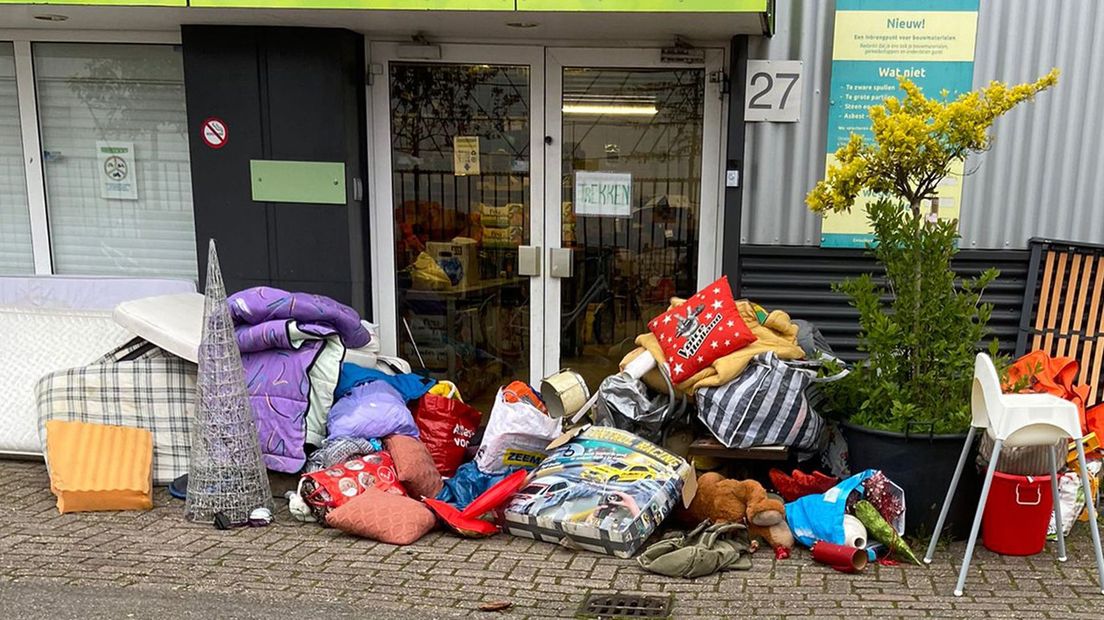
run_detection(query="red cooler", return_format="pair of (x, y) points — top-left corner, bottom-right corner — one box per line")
(982, 471), (1053, 555)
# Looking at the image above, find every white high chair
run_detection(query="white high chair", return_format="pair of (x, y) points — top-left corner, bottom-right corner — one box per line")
(923, 353), (1104, 596)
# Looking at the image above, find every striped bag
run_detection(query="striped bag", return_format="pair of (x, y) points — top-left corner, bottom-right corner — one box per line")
(695, 352), (842, 454)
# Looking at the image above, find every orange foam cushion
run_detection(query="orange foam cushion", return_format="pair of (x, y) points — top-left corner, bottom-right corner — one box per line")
(45, 420), (154, 513)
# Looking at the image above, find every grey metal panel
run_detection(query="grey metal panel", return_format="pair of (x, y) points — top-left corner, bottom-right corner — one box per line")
(741, 0), (1104, 249)
(740, 0), (831, 246)
(738, 245), (1029, 362)
(960, 0), (1104, 250)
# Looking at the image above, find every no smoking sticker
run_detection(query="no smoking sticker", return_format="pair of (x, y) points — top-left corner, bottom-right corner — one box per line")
(201, 117), (228, 149)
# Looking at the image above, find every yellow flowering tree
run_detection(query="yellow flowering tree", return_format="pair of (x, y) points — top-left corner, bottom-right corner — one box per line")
(807, 69), (1059, 216)
(810, 71), (1059, 434)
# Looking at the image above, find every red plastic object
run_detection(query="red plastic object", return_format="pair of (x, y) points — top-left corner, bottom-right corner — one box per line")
(982, 471), (1053, 556)
(424, 497), (499, 538)
(769, 468), (839, 502)
(810, 541), (868, 573)
(462, 469), (529, 519)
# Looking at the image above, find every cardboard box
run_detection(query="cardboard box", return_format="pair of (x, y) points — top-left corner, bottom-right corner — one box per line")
(481, 226), (523, 248)
(408, 308), (480, 347)
(502, 426), (693, 558)
(407, 314), (447, 345)
(427, 237), (478, 288)
(480, 203), (524, 228)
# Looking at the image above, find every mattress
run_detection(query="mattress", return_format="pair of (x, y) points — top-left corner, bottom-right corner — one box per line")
(114, 293), (204, 363)
(45, 419), (153, 513)
(0, 275), (195, 310)
(0, 307), (131, 455)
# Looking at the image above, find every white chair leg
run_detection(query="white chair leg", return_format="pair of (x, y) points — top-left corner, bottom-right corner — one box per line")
(1049, 444), (1067, 561)
(954, 438), (1002, 597)
(925, 426), (977, 564)
(1075, 441), (1104, 595)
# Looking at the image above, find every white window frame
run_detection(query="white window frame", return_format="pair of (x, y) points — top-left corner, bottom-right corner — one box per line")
(0, 29), (180, 275)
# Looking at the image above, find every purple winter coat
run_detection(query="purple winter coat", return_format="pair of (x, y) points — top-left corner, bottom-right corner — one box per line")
(228, 287), (370, 473)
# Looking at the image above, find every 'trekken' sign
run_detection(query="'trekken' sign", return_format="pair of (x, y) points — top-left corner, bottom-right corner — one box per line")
(574, 171), (632, 218)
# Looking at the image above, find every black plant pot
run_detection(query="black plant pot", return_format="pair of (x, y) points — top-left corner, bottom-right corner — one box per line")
(842, 421), (981, 540)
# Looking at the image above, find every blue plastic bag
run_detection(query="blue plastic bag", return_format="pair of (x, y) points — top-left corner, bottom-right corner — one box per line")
(436, 460), (520, 510)
(785, 469), (875, 548)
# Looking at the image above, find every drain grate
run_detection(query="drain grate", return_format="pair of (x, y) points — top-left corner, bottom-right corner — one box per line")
(577, 593), (672, 619)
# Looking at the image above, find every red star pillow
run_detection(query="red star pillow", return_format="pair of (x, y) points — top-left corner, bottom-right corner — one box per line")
(647, 276), (755, 383)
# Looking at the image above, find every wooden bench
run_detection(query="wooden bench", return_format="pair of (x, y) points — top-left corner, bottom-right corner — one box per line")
(686, 437), (790, 461)
(1017, 237), (1104, 405)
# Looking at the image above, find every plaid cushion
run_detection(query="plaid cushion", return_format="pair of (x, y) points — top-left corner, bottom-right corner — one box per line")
(35, 337), (196, 485)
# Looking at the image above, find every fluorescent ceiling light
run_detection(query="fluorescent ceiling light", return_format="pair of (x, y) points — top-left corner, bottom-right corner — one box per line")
(562, 103), (657, 116)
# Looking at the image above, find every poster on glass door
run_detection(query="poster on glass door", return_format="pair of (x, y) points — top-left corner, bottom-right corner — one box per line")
(574, 171), (632, 218)
(453, 136), (480, 176)
(97, 141), (139, 201)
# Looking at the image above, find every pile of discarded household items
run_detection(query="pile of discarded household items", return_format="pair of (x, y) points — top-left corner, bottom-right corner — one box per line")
(6, 258), (1096, 580)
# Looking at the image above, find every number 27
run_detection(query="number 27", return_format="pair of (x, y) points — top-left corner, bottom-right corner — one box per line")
(748, 71), (800, 110)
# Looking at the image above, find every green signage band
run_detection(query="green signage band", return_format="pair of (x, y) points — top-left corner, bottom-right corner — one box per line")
(0, 0), (186, 5)
(190, 0), (509, 8)
(517, 0), (767, 11)
(250, 160), (346, 205)
(1, 0), (766, 9)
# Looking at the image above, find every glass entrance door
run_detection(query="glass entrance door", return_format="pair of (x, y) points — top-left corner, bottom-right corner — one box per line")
(543, 48), (724, 387)
(371, 44), (545, 410)
(371, 44), (722, 408)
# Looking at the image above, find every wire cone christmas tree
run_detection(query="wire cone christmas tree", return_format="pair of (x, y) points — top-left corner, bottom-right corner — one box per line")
(185, 240), (273, 524)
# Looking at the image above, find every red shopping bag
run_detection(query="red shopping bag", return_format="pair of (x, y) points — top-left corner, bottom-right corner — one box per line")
(299, 452), (406, 522)
(413, 392), (482, 477)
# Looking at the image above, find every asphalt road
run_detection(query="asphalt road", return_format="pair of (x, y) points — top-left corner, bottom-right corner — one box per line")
(0, 583), (472, 620)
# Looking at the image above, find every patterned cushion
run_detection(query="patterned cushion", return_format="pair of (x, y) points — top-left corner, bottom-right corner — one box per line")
(647, 276), (755, 383)
(327, 486), (436, 545)
(384, 435), (444, 499)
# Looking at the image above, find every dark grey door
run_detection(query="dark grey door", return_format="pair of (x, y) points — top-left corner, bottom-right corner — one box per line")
(182, 26), (369, 313)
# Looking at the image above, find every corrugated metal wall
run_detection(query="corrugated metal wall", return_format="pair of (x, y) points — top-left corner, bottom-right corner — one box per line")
(741, 0), (1104, 250)
(739, 247), (1029, 362)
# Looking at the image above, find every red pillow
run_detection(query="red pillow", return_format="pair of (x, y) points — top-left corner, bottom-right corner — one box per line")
(647, 276), (755, 383)
(384, 435), (444, 500)
(327, 486), (436, 545)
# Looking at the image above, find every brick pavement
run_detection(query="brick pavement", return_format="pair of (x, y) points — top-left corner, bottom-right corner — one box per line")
(2, 458), (1103, 619)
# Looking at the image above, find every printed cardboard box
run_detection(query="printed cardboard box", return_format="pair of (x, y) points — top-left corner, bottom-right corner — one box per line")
(481, 226), (523, 248)
(502, 426), (692, 558)
(480, 203), (524, 228)
(426, 238), (478, 288)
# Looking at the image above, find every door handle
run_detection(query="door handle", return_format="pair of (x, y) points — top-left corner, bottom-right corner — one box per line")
(550, 247), (573, 278)
(518, 245), (541, 276)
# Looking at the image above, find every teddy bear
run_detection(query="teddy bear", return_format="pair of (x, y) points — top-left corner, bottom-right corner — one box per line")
(677, 472), (795, 559)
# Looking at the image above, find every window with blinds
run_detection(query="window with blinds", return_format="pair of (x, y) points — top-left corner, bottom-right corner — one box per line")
(0, 42), (34, 275)
(35, 43), (196, 280)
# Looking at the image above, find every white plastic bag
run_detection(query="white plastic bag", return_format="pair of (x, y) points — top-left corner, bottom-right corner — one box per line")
(475, 384), (561, 474)
(1048, 461), (1101, 537)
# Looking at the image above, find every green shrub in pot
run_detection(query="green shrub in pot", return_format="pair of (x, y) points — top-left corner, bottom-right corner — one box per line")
(806, 71), (1059, 434)
(804, 71), (1059, 536)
